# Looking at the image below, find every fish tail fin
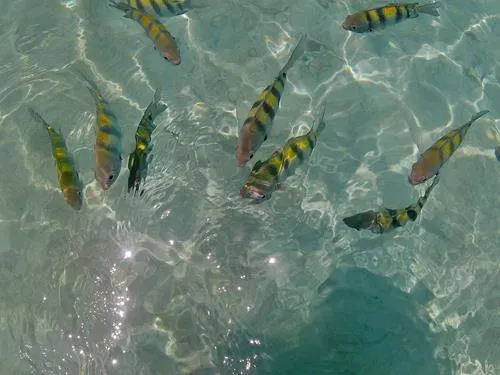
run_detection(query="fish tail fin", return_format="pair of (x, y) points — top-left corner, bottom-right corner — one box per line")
(127, 149), (147, 191)
(462, 109), (490, 134)
(315, 102), (327, 136)
(419, 173), (440, 207)
(415, 1), (441, 17)
(144, 88), (167, 122)
(74, 68), (104, 104)
(28, 108), (50, 131)
(469, 109), (490, 124)
(109, 0), (133, 16)
(278, 34), (308, 76)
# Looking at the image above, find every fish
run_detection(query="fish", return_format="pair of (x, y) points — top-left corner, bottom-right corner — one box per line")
(109, 0), (181, 65)
(126, 0), (207, 18)
(343, 173), (440, 234)
(239, 150), (284, 203)
(342, 2), (441, 33)
(123, 0), (192, 17)
(236, 34), (308, 168)
(127, 88), (167, 195)
(240, 104), (326, 203)
(495, 146), (500, 162)
(77, 71), (124, 190)
(408, 109), (489, 185)
(28, 108), (83, 210)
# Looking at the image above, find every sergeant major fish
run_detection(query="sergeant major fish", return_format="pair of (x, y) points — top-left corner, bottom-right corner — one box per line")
(408, 109), (489, 185)
(110, 1), (181, 65)
(342, 2), (441, 33)
(128, 88), (167, 195)
(240, 104), (326, 203)
(236, 35), (308, 168)
(123, 0), (199, 17)
(343, 173), (439, 234)
(77, 71), (124, 190)
(28, 108), (83, 210)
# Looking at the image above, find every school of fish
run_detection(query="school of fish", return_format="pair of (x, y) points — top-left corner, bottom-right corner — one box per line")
(28, 1), (496, 237)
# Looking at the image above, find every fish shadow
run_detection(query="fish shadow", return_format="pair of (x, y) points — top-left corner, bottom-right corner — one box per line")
(216, 267), (451, 375)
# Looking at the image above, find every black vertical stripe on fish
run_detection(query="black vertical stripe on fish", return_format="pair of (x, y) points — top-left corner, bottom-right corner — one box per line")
(262, 101), (276, 121)
(407, 208), (418, 221)
(256, 120), (267, 138)
(135, 0), (146, 12)
(307, 136), (315, 151)
(96, 139), (121, 156)
(376, 7), (387, 25)
(247, 118), (267, 137)
(150, 0), (163, 16)
(162, 0), (175, 13)
(98, 124), (123, 138)
(251, 100), (264, 110)
(290, 143), (305, 162)
(266, 163), (279, 176)
(437, 146), (446, 165)
(364, 10), (374, 31)
(270, 86), (282, 103)
(391, 216), (402, 228)
(448, 135), (457, 155)
(404, 5), (411, 18)
(100, 107), (115, 118)
(395, 5), (403, 22)
(146, 20), (155, 34)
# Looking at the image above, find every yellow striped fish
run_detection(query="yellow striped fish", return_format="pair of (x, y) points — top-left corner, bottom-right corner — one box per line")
(128, 88), (167, 195)
(28, 108), (83, 210)
(236, 35), (308, 168)
(240, 104), (326, 203)
(408, 110), (489, 185)
(110, 1), (181, 65)
(123, 0), (192, 17)
(343, 173), (439, 234)
(342, 2), (441, 33)
(77, 71), (124, 190)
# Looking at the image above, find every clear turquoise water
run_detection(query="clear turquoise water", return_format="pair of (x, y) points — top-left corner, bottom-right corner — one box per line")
(0, 0), (499, 374)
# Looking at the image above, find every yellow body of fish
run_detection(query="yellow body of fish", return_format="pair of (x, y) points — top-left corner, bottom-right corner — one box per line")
(344, 174), (440, 233)
(342, 2), (441, 33)
(236, 35), (308, 167)
(408, 110), (489, 185)
(128, 88), (167, 194)
(240, 104), (326, 203)
(77, 71), (123, 190)
(125, 0), (191, 17)
(110, 1), (181, 65)
(29, 108), (83, 210)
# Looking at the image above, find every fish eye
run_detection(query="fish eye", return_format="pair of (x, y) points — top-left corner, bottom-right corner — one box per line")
(164, 57), (169, 61)
(249, 153), (254, 160)
(350, 25), (357, 31)
(108, 174), (114, 181)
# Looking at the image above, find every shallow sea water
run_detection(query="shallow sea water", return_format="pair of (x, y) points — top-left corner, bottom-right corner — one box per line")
(0, 0), (500, 374)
